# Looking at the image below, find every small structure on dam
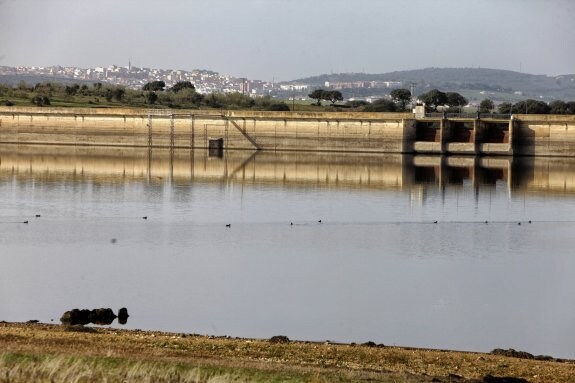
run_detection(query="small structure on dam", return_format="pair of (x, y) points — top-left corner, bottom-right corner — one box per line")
(413, 114), (513, 156)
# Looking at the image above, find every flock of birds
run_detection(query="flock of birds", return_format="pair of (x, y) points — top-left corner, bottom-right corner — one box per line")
(18, 216), (533, 226)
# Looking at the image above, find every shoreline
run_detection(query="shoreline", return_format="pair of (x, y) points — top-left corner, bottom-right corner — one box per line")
(1, 322), (573, 382)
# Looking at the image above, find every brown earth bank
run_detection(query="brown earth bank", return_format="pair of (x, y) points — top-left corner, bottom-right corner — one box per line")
(0, 322), (573, 383)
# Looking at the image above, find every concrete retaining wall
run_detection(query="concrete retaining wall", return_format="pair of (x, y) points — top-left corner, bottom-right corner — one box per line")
(0, 107), (414, 153)
(513, 114), (575, 156)
(1, 107), (575, 156)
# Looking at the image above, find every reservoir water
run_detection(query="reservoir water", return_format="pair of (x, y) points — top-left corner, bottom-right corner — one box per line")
(1, 145), (575, 359)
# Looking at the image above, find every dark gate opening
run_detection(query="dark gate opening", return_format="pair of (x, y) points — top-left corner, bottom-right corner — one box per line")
(415, 121), (441, 142)
(208, 138), (224, 157)
(484, 123), (510, 144)
(450, 121), (474, 143)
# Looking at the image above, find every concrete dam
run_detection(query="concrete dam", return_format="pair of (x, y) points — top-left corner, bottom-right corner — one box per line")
(1, 107), (575, 156)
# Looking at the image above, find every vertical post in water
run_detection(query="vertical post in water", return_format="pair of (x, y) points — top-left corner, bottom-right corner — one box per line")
(170, 113), (175, 150)
(147, 111), (153, 182)
(190, 114), (195, 149)
(147, 112), (153, 148)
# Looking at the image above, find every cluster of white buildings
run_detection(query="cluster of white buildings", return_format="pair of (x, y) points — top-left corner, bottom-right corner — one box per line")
(0, 64), (272, 95)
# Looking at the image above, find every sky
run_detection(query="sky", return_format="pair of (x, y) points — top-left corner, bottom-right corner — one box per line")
(0, 0), (574, 81)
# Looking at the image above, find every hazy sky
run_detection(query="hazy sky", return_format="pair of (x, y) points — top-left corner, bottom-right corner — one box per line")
(1, 0), (574, 81)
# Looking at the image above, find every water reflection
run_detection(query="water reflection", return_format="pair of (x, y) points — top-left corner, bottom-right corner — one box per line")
(2, 145), (575, 359)
(1, 144), (575, 197)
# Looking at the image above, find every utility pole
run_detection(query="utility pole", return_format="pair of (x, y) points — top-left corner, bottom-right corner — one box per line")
(410, 82), (416, 109)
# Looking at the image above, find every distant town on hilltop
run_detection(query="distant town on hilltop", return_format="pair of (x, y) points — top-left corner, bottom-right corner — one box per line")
(1, 64), (574, 104)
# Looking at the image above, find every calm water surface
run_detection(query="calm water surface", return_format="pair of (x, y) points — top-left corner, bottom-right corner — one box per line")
(1, 146), (575, 359)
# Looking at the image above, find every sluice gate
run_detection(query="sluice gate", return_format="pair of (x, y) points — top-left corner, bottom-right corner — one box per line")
(413, 116), (513, 156)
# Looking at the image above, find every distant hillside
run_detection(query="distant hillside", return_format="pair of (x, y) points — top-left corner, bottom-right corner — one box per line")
(287, 68), (575, 101)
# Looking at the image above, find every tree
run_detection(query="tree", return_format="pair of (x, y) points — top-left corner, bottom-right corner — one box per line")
(549, 100), (567, 114)
(566, 101), (575, 115)
(31, 95), (50, 106)
(346, 100), (368, 108)
(105, 88), (114, 102)
(390, 88), (411, 111)
(173, 88), (203, 106)
(363, 98), (396, 112)
(267, 102), (290, 111)
(171, 81), (195, 93)
(111, 86), (125, 102)
(204, 93), (222, 108)
(143, 81), (166, 92)
(446, 92), (468, 108)
(498, 102), (512, 114)
(80, 84), (90, 96)
(145, 91), (158, 105)
(479, 99), (495, 114)
(326, 90), (343, 105)
(65, 84), (80, 96)
(308, 89), (326, 106)
(419, 89), (448, 111)
(513, 99), (550, 114)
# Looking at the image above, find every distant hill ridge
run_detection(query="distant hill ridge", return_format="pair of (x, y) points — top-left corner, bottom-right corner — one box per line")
(288, 67), (575, 100)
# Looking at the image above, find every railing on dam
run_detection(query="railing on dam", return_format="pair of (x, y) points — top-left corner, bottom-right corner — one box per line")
(425, 112), (511, 120)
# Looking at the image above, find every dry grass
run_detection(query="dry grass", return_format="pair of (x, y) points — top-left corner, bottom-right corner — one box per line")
(0, 323), (573, 383)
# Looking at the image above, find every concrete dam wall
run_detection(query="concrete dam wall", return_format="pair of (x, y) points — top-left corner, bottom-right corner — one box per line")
(1, 107), (575, 156)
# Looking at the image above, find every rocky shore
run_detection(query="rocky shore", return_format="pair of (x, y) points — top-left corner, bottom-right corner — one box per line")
(0, 322), (573, 383)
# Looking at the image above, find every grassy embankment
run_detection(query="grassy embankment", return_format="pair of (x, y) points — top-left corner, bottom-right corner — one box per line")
(1, 322), (574, 383)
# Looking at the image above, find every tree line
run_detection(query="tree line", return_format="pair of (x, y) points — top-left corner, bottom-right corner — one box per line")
(0, 80), (290, 111)
(494, 99), (575, 115)
(2, 81), (574, 115)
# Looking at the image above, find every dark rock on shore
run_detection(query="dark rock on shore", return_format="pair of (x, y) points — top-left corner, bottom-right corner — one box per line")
(60, 308), (118, 326)
(269, 335), (290, 343)
(118, 307), (129, 325)
(482, 375), (530, 383)
(491, 348), (556, 362)
(431, 374), (529, 382)
(90, 308), (117, 325)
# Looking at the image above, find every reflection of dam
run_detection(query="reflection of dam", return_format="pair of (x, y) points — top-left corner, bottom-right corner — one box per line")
(1, 145), (575, 196)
